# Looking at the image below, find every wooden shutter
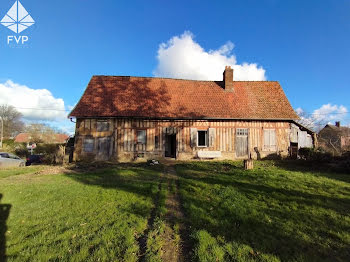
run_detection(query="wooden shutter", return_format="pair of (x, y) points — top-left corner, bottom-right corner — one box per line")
(264, 129), (276, 151)
(264, 130), (270, 151)
(270, 130), (276, 151)
(190, 128), (197, 148)
(208, 128), (215, 147)
(146, 129), (152, 152)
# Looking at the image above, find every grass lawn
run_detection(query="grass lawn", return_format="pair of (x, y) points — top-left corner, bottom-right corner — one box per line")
(0, 164), (163, 261)
(176, 161), (350, 262)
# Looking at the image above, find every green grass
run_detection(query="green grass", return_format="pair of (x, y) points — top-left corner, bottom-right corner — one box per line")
(2, 160), (350, 262)
(175, 160), (350, 262)
(0, 166), (45, 179)
(0, 163), (163, 261)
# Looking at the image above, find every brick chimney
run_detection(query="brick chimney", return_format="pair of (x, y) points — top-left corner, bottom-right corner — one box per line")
(335, 121), (340, 127)
(223, 66), (234, 92)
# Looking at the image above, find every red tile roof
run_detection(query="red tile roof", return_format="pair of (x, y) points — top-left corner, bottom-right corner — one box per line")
(69, 76), (298, 120)
(14, 133), (29, 143)
(14, 133), (69, 143)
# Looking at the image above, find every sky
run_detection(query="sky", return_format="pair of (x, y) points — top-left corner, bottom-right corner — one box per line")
(0, 0), (349, 134)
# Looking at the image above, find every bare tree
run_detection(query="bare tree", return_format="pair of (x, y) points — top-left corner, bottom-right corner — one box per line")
(25, 123), (57, 144)
(295, 109), (329, 133)
(0, 105), (24, 138)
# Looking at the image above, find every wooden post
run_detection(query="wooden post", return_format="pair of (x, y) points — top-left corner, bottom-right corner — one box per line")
(244, 159), (254, 170)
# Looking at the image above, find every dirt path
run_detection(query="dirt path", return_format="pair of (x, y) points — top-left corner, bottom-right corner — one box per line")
(161, 165), (191, 262)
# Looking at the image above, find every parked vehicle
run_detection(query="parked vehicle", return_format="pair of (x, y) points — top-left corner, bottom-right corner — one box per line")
(0, 152), (26, 168)
(26, 154), (44, 166)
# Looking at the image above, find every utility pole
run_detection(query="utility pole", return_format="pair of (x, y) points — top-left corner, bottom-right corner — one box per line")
(0, 116), (3, 149)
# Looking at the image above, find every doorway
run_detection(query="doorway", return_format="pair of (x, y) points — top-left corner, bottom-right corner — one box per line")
(165, 134), (176, 158)
(97, 137), (111, 160)
(236, 128), (248, 157)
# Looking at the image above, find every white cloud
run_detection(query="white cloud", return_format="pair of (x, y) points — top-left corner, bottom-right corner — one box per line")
(153, 31), (266, 81)
(0, 80), (67, 121)
(296, 104), (348, 131)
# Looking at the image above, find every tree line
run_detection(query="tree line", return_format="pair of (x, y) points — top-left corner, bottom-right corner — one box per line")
(0, 104), (67, 143)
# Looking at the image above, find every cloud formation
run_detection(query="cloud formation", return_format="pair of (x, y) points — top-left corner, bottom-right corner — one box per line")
(0, 80), (67, 121)
(153, 31), (266, 81)
(296, 104), (348, 131)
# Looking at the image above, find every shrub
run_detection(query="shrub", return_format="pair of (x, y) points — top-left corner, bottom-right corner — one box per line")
(33, 143), (66, 164)
(298, 147), (332, 162)
(14, 145), (28, 157)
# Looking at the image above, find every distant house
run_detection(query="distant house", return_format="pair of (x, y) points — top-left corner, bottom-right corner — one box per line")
(69, 66), (306, 162)
(14, 133), (69, 144)
(318, 122), (350, 154)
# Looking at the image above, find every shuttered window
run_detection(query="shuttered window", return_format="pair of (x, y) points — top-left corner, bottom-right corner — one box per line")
(84, 119), (91, 130)
(137, 130), (146, 144)
(83, 137), (94, 152)
(190, 128), (216, 148)
(263, 129), (276, 151)
(97, 120), (109, 132)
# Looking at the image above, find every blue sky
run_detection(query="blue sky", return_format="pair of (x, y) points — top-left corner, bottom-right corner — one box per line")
(0, 0), (349, 133)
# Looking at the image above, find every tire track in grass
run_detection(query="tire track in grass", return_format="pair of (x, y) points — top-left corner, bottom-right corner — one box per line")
(137, 168), (167, 262)
(137, 181), (162, 261)
(162, 165), (192, 262)
(137, 164), (192, 262)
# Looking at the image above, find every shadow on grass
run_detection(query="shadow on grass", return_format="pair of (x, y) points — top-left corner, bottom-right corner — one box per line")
(63, 163), (163, 219)
(0, 194), (11, 262)
(176, 162), (350, 262)
(187, 173), (350, 216)
(63, 162), (166, 260)
(271, 159), (350, 184)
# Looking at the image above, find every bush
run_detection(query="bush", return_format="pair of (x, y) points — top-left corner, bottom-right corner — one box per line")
(14, 146), (28, 157)
(32, 143), (66, 164)
(298, 147), (332, 162)
(297, 148), (350, 173)
(3, 139), (15, 146)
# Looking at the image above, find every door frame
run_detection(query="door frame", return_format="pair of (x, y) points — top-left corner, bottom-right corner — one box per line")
(165, 134), (177, 158)
(96, 136), (112, 161)
(235, 128), (249, 158)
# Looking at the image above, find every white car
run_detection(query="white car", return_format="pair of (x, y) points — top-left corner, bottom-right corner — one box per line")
(0, 152), (26, 168)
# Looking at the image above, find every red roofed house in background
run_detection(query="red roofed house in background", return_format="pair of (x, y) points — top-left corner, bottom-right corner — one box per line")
(318, 122), (350, 154)
(14, 133), (69, 144)
(69, 66), (307, 161)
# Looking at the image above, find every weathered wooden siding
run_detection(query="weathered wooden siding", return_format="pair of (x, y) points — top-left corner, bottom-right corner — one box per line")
(73, 118), (292, 161)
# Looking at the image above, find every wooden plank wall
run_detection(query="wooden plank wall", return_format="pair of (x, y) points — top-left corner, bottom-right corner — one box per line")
(75, 118), (291, 158)
(111, 119), (290, 153)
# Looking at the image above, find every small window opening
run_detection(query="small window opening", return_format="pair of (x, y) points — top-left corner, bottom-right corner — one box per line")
(197, 131), (208, 147)
(97, 120), (109, 132)
(83, 138), (94, 152)
(155, 135), (159, 149)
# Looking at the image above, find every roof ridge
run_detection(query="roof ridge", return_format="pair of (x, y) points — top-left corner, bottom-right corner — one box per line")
(92, 75), (279, 83)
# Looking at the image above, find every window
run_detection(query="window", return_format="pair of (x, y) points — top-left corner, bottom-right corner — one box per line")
(197, 130), (208, 147)
(0, 153), (10, 158)
(137, 130), (146, 144)
(9, 154), (20, 160)
(97, 120), (109, 132)
(263, 129), (276, 151)
(81, 119), (91, 130)
(83, 138), (94, 152)
(236, 128), (248, 136)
